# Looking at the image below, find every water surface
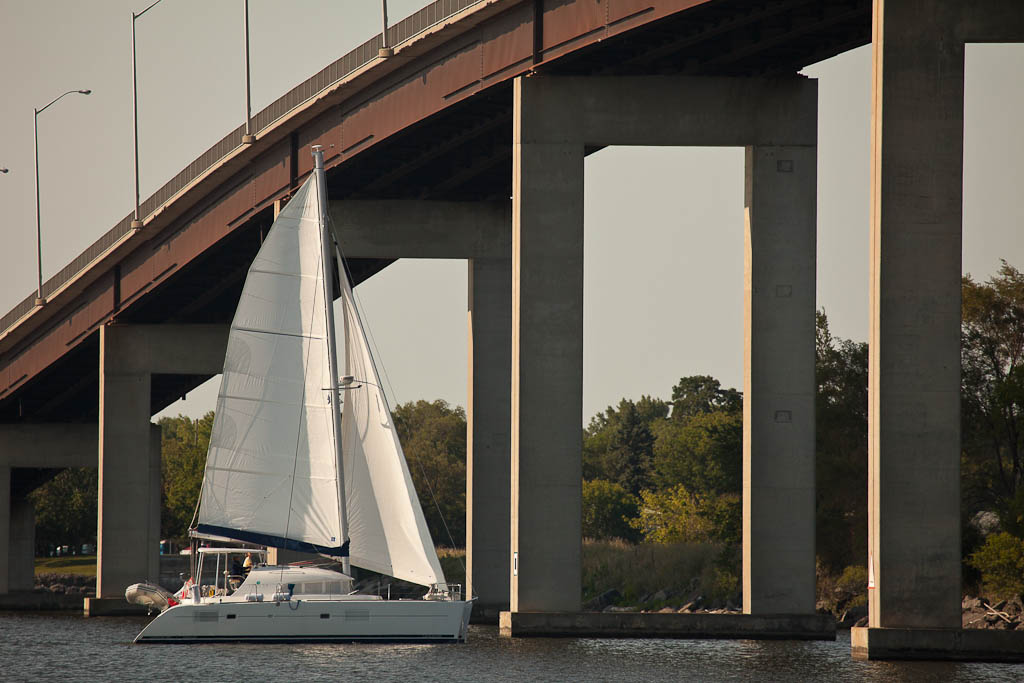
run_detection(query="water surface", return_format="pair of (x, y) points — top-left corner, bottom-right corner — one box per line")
(2, 612), (1021, 682)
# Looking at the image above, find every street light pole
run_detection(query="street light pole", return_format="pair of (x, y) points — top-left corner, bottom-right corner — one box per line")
(131, 0), (163, 230)
(242, 0), (254, 144)
(379, 1), (393, 58)
(33, 89), (91, 306)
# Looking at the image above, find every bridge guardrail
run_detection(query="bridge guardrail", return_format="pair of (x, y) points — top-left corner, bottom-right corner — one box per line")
(0, 0), (482, 336)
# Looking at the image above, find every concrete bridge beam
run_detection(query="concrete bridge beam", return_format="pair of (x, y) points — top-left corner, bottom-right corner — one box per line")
(97, 324), (226, 598)
(330, 200), (509, 259)
(508, 73), (818, 620)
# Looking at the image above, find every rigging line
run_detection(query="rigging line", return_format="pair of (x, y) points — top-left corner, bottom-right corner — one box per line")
(328, 212), (466, 573)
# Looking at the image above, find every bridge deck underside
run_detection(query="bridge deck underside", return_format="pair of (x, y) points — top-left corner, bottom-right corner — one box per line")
(0, 0), (869, 425)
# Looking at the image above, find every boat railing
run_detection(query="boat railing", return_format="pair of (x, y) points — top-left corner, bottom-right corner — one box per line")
(425, 583), (462, 601)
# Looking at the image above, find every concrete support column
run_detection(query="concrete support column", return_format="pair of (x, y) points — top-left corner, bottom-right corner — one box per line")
(743, 145), (817, 614)
(98, 324), (159, 597)
(0, 465), (9, 594)
(510, 76), (585, 613)
(9, 497), (36, 591)
(467, 257), (512, 615)
(866, 0), (965, 629)
(94, 323), (226, 598)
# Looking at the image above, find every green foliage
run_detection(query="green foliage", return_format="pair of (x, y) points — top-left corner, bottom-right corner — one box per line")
(30, 468), (97, 552)
(582, 479), (640, 542)
(393, 399), (467, 547)
(961, 262), (1024, 532)
(968, 532), (1024, 599)
(159, 412), (213, 541)
(583, 397), (665, 492)
(604, 401), (656, 496)
(631, 484), (740, 545)
(652, 410), (742, 495)
(815, 310), (869, 572)
(583, 377), (742, 553)
(670, 375), (741, 420)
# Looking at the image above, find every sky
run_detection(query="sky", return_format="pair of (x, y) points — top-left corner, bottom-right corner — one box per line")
(0, 2), (1021, 423)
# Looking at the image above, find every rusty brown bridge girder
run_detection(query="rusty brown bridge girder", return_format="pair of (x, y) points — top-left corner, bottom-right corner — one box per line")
(0, 0), (870, 422)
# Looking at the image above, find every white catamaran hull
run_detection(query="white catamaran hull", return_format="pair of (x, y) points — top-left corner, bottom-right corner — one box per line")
(135, 598), (473, 644)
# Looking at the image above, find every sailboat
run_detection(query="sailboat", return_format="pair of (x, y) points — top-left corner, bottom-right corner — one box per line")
(130, 146), (473, 644)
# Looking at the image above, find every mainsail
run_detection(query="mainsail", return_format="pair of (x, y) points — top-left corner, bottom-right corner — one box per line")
(196, 176), (347, 556)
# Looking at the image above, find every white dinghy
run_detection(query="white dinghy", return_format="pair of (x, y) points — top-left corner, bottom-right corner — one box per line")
(132, 147), (472, 644)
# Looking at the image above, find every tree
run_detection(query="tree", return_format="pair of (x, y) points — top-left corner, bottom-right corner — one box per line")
(962, 262), (1024, 535)
(604, 401), (656, 496)
(582, 479), (640, 541)
(630, 484), (740, 544)
(968, 531), (1024, 599)
(652, 410), (742, 496)
(582, 396), (666, 490)
(393, 400), (467, 547)
(160, 412), (213, 540)
(670, 375), (741, 420)
(30, 468), (97, 553)
(815, 310), (869, 572)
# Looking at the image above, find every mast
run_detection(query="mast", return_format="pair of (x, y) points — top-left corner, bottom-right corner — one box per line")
(312, 145), (351, 575)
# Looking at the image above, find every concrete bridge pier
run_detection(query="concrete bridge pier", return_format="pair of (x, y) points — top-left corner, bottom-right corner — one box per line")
(95, 324), (226, 601)
(743, 144), (817, 615)
(503, 73), (825, 636)
(0, 424), (97, 594)
(0, 467), (35, 594)
(330, 200), (512, 617)
(467, 256), (512, 619)
(852, 0), (1024, 662)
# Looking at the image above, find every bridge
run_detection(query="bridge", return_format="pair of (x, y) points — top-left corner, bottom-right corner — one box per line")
(1, 0), (1022, 660)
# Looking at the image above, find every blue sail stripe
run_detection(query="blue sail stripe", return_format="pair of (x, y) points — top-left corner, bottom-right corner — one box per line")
(196, 524), (349, 558)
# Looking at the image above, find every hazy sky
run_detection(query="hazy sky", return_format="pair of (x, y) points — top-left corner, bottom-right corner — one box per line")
(1, 2), (1021, 423)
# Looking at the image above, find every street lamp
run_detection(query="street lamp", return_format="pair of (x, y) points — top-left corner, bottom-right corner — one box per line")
(379, 1), (393, 58)
(131, 0), (164, 230)
(34, 89), (91, 306)
(242, 0), (254, 144)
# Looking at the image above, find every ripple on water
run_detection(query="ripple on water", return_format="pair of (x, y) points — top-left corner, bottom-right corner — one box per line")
(2, 613), (1022, 683)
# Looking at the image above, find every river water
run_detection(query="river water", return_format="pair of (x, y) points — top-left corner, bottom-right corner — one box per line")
(1, 612), (1021, 682)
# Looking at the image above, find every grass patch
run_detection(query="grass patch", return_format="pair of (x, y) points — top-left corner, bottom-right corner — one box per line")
(36, 555), (97, 576)
(583, 538), (738, 608)
(430, 542), (740, 609)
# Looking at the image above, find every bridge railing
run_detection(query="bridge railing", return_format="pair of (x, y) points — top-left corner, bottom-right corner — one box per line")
(0, 0), (482, 335)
